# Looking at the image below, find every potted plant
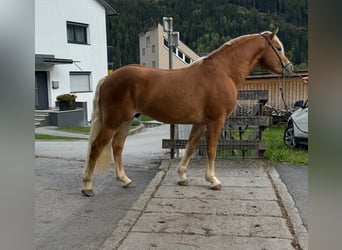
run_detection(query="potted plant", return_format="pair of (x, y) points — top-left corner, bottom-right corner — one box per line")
(56, 93), (77, 111)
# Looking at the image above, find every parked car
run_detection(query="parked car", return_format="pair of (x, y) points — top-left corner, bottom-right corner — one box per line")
(284, 100), (308, 148)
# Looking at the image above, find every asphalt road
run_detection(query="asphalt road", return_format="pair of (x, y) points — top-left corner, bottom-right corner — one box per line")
(35, 125), (169, 250)
(276, 163), (308, 230)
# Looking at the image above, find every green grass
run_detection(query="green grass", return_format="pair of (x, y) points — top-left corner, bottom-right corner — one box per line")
(55, 126), (90, 134)
(37, 122), (140, 141)
(140, 115), (153, 122)
(263, 125), (308, 165)
(35, 133), (87, 140)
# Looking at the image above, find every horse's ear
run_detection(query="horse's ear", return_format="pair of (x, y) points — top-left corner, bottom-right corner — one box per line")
(270, 27), (279, 39)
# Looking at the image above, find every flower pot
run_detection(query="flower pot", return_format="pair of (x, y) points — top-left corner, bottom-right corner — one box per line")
(58, 101), (76, 111)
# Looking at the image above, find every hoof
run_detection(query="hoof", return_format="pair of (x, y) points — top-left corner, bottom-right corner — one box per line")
(178, 179), (189, 186)
(81, 189), (94, 197)
(210, 184), (222, 191)
(123, 181), (135, 188)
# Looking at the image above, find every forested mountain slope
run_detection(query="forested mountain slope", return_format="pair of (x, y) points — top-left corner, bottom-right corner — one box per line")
(107, 0), (307, 70)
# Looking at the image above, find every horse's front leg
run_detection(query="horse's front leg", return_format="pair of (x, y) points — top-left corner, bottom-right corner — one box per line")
(112, 121), (132, 187)
(205, 119), (225, 190)
(177, 124), (206, 186)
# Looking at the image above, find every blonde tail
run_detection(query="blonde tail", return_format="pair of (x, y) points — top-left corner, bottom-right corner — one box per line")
(86, 77), (112, 174)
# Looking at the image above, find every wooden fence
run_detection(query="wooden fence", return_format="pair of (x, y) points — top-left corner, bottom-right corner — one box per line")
(162, 90), (270, 159)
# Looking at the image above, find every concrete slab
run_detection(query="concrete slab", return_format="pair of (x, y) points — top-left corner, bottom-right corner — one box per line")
(167, 163), (267, 177)
(145, 198), (282, 217)
(119, 232), (294, 250)
(184, 159), (266, 169)
(131, 212), (292, 239)
(162, 175), (272, 188)
(165, 159), (271, 189)
(153, 185), (277, 201)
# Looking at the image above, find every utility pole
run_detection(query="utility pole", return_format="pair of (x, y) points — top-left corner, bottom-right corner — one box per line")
(165, 17), (173, 70)
(163, 17), (176, 159)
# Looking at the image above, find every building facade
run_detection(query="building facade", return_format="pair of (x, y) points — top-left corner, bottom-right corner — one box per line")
(139, 23), (200, 69)
(35, 0), (117, 119)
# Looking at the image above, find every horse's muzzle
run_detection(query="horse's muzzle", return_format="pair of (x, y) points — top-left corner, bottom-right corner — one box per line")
(282, 62), (293, 77)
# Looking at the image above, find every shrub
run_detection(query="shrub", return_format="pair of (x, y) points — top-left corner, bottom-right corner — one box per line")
(56, 93), (77, 103)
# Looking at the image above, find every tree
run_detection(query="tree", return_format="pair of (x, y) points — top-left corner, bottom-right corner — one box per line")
(107, 0), (307, 70)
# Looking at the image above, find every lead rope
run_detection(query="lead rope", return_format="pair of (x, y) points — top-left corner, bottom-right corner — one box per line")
(280, 73), (288, 111)
(260, 33), (290, 111)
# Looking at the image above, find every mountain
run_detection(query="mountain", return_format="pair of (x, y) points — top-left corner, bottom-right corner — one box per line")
(106, 0), (308, 70)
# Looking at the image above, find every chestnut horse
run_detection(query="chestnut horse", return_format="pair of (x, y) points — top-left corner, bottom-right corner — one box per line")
(81, 28), (292, 196)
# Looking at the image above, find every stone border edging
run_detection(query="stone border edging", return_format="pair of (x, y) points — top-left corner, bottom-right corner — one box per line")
(267, 167), (308, 250)
(101, 159), (171, 250)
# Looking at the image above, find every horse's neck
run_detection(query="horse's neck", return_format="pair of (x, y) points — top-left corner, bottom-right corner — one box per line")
(212, 35), (263, 85)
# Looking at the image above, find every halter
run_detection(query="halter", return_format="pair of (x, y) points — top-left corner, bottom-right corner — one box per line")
(260, 33), (293, 110)
(259, 33), (292, 76)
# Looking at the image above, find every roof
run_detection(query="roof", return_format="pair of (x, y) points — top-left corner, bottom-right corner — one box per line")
(96, 0), (119, 16)
(35, 54), (73, 66)
(246, 71), (308, 80)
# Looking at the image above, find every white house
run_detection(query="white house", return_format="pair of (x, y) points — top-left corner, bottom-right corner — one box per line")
(139, 23), (200, 69)
(35, 0), (117, 120)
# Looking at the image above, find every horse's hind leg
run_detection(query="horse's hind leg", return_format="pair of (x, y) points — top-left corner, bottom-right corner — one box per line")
(177, 124), (206, 186)
(205, 119), (225, 190)
(82, 126), (115, 196)
(112, 121), (132, 187)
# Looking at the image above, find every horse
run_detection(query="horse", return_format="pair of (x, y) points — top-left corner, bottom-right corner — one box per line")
(81, 28), (293, 196)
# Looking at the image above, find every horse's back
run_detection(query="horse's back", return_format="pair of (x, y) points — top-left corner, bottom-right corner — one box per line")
(103, 64), (192, 97)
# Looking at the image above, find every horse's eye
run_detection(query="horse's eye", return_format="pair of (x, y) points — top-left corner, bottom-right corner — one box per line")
(277, 47), (282, 51)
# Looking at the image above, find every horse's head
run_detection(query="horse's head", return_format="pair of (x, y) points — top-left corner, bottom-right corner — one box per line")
(259, 28), (293, 76)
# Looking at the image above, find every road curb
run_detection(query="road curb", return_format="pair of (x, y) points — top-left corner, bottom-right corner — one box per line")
(128, 124), (145, 136)
(101, 159), (171, 250)
(267, 166), (308, 250)
(35, 124), (145, 139)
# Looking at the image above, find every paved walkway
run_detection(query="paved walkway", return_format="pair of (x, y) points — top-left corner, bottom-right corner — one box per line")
(102, 159), (307, 250)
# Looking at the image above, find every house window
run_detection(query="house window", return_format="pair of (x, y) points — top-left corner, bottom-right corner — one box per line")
(70, 72), (92, 92)
(177, 50), (184, 60)
(185, 55), (191, 64)
(152, 44), (156, 53)
(67, 21), (88, 44)
(152, 61), (156, 68)
(146, 36), (150, 47)
(142, 48), (145, 56)
(163, 38), (168, 47)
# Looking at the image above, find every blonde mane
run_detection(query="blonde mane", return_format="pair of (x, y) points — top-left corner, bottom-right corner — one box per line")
(190, 33), (259, 67)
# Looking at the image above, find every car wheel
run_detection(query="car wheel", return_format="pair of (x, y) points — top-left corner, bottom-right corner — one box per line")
(284, 124), (298, 148)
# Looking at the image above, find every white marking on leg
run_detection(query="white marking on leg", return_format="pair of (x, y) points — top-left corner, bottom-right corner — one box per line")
(205, 161), (221, 187)
(177, 124), (206, 185)
(82, 164), (94, 191)
(176, 158), (190, 183)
